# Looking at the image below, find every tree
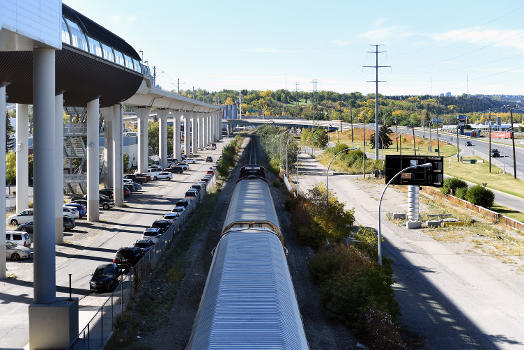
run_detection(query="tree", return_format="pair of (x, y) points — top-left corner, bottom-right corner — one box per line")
(148, 120), (159, 155)
(6, 151), (16, 193)
(6, 112), (14, 151)
(123, 153), (130, 172)
(224, 97), (235, 105)
(369, 125), (393, 149)
(313, 128), (328, 149)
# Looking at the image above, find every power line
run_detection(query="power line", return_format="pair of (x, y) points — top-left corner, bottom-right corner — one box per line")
(363, 44), (390, 160)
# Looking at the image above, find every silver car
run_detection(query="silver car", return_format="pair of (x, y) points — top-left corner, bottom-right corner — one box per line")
(6, 241), (31, 260)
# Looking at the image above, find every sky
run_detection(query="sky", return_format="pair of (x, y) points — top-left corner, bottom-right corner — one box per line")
(64, 0), (524, 96)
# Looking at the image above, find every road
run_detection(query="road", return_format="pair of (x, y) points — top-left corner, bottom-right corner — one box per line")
(295, 153), (524, 350)
(0, 139), (230, 350)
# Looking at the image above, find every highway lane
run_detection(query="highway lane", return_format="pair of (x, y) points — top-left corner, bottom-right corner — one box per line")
(295, 153), (524, 350)
(0, 139), (230, 350)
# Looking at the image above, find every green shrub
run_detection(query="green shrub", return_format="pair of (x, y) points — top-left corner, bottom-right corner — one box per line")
(345, 149), (366, 166)
(441, 177), (468, 195)
(465, 185), (494, 208)
(455, 186), (468, 199)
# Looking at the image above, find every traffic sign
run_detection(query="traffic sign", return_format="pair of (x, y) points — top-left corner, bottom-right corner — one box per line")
(385, 155), (444, 187)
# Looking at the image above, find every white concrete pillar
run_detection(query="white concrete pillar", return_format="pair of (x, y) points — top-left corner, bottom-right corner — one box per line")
(158, 109), (168, 168)
(211, 113), (216, 141)
(0, 84), (7, 279)
(173, 111), (181, 160)
(112, 104), (124, 207)
(136, 107), (150, 173)
(102, 108), (113, 188)
(16, 104), (29, 213)
(32, 47), (56, 303)
(207, 114), (211, 145)
(184, 112), (190, 156)
(199, 115), (204, 149)
(87, 98), (100, 222)
(191, 113), (197, 154)
(219, 113), (223, 139)
(55, 94), (64, 244)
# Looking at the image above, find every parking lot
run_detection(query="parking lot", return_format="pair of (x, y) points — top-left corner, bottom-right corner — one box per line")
(0, 139), (229, 350)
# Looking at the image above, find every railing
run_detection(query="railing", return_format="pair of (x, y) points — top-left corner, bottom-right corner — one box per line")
(64, 124), (88, 135)
(67, 174), (216, 350)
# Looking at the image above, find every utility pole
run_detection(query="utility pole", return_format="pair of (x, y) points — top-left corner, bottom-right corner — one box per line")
(177, 78), (180, 94)
(412, 126), (417, 156)
(311, 79), (319, 107)
(239, 91), (242, 119)
(363, 44), (390, 160)
(395, 120), (398, 152)
(506, 105), (517, 179)
(153, 66), (156, 86)
(295, 81), (300, 114)
(488, 112), (492, 173)
(456, 123), (460, 162)
(350, 108), (354, 143)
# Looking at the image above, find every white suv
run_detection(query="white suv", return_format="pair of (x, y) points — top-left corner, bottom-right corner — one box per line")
(7, 209), (33, 226)
(147, 168), (162, 180)
(6, 230), (32, 247)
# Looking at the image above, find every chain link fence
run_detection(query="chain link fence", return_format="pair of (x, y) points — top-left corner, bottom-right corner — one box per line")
(68, 175), (215, 350)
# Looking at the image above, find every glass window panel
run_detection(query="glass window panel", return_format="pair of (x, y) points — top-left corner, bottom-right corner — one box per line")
(113, 50), (124, 66)
(87, 37), (103, 57)
(61, 18), (71, 44)
(101, 43), (114, 62)
(132, 59), (142, 73)
(124, 55), (134, 69)
(65, 18), (88, 51)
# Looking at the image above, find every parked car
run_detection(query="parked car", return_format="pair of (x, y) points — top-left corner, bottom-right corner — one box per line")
(142, 227), (163, 243)
(124, 179), (141, 191)
(99, 188), (114, 199)
(167, 166), (184, 174)
(164, 212), (180, 222)
(491, 149), (501, 158)
(63, 217), (76, 231)
(89, 263), (122, 292)
(5, 241), (31, 260)
(211, 143), (216, 150)
(157, 172), (173, 180)
(151, 219), (172, 234)
(113, 247), (144, 271)
(17, 216), (75, 233)
(191, 184), (203, 193)
(171, 206), (186, 215)
(63, 206), (79, 219)
(206, 170), (215, 176)
(147, 168), (161, 180)
(134, 239), (155, 252)
(186, 158), (197, 164)
(6, 230), (32, 247)
(176, 162), (189, 171)
(135, 173), (152, 182)
(124, 183), (135, 194)
(200, 176), (212, 183)
(7, 209), (33, 226)
(64, 203), (86, 218)
(124, 174), (137, 181)
(465, 141), (473, 146)
(206, 156), (213, 162)
(185, 189), (198, 199)
(175, 199), (189, 208)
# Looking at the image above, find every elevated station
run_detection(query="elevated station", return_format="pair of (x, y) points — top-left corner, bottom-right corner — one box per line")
(0, 1), (221, 348)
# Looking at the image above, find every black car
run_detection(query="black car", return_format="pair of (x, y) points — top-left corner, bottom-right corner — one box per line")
(465, 141), (473, 146)
(124, 183), (135, 193)
(151, 219), (172, 234)
(89, 263), (122, 293)
(17, 217), (75, 233)
(191, 184), (203, 192)
(134, 239), (155, 252)
(113, 247), (144, 270)
(206, 156), (213, 162)
(99, 188), (114, 199)
(167, 166), (184, 174)
(491, 149), (500, 157)
(176, 199), (189, 208)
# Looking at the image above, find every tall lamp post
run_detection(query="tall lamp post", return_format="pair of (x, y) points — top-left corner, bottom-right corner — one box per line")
(326, 147), (359, 206)
(377, 162), (432, 265)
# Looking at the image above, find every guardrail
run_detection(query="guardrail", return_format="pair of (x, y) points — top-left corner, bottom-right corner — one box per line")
(67, 174), (217, 350)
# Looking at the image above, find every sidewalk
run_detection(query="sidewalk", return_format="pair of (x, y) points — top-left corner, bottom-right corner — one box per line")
(296, 153), (524, 350)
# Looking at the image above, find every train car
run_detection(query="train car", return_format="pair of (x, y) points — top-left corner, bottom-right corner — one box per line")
(186, 175), (309, 350)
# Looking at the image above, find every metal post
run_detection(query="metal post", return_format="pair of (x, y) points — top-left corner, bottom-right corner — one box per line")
(489, 114), (492, 173)
(101, 305), (103, 345)
(69, 274), (72, 301)
(456, 124), (460, 162)
(510, 108), (517, 179)
(412, 127), (417, 156)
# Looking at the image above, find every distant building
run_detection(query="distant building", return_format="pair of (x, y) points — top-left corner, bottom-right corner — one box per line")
(445, 92), (451, 97)
(222, 105), (238, 119)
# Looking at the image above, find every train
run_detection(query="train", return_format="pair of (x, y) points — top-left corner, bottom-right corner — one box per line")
(187, 165), (309, 350)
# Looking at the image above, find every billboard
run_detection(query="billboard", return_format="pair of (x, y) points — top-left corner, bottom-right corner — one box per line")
(385, 155), (444, 187)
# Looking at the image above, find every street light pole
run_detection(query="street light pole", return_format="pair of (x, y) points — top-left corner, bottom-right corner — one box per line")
(377, 162), (432, 265)
(326, 147), (358, 206)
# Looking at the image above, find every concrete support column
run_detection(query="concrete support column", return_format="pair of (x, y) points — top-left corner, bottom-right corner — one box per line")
(0, 84), (6, 279)
(87, 98), (100, 222)
(16, 104), (29, 213)
(158, 109), (168, 168)
(219, 113), (223, 139)
(55, 94), (64, 244)
(173, 111), (181, 160)
(32, 47), (56, 302)
(207, 114), (212, 144)
(211, 113), (216, 141)
(191, 113), (197, 154)
(184, 112), (190, 156)
(136, 107), (150, 173)
(102, 108), (113, 188)
(199, 115), (204, 149)
(112, 104), (124, 207)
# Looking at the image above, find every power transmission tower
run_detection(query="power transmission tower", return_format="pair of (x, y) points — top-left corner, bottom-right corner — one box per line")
(363, 44), (390, 160)
(295, 81), (300, 109)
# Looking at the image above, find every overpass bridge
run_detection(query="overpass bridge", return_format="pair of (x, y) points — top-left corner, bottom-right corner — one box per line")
(1, 2), (222, 348)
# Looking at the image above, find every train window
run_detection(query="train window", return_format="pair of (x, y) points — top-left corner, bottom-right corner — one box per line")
(87, 37), (103, 57)
(132, 59), (142, 73)
(101, 43), (114, 62)
(113, 50), (125, 66)
(124, 55), (134, 70)
(65, 19), (88, 52)
(61, 18), (71, 45)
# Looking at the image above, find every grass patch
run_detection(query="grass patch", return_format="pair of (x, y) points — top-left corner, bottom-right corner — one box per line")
(491, 205), (524, 223)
